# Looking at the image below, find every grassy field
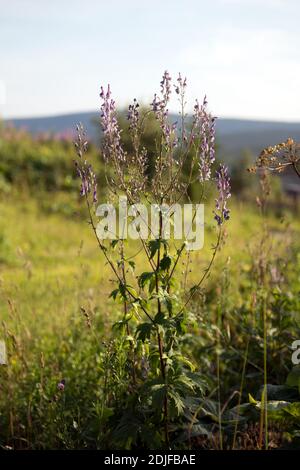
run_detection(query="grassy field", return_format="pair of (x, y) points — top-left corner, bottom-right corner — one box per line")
(1, 192), (294, 332)
(1, 187), (300, 449)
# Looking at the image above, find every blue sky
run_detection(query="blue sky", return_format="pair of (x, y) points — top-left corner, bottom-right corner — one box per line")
(1, 0), (300, 120)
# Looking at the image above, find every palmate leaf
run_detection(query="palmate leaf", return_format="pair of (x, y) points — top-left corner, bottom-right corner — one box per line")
(109, 288), (120, 301)
(168, 389), (185, 416)
(159, 254), (172, 271)
(138, 272), (156, 293)
(136, 322), (154, 341)
(186, 372), (208, 394)
(148, 240), (160, 259)
(174, 374), (197, 393)
(148, 239), (169, 259)
(154, 310), (165, 325)
(111, 282), (138, 300)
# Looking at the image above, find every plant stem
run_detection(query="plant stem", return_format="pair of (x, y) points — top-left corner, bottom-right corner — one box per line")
(155, 203), (170, 448)
(232, 337), (249, 449)
(292, 162), (300, 178)
(120, 240), (136, 386)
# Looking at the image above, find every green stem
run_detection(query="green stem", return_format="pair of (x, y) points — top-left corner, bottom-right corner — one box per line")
(232, 338), (249, 449)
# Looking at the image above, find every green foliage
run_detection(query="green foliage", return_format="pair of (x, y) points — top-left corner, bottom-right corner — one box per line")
(0, 127), (105, 196)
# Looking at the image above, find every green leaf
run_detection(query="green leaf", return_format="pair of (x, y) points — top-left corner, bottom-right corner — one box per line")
(118, 283), (137, 300)
(101, 407), (114, 421)
(253, 400), (291, 419)
(249, 393), (257, 404)
(168, 389), (185, 416)
(109, 288), (120, 300)
(148, 240), (160, 259)
(111, 239), (119, 249)
(154, 310), (165, 325)
(282, 402), (300, 419)
(112, 320), (128, 332)
(159, 255), (172, 271)
(128, 260), (136, 272)
(126, 286), (138, 298)
(286, 366), (300, 388)
(138, 272), (155, 290)
(136, 322), (153, 341)
(149, 275), (156, 294)
(176, 355), (196, 372)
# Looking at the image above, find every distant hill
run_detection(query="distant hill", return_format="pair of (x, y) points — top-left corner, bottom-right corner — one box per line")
(4, 111), (101, 142)
(4, 111), (300, 164)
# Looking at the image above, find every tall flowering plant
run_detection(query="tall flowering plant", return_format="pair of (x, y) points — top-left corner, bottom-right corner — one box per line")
(74, 72), (231, 449)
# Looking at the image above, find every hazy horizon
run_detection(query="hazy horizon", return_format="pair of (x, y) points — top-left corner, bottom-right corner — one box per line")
(5, 109), (300, 125)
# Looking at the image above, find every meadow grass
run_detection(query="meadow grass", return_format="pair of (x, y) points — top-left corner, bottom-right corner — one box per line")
(0, 189), (299, 449)
(1, 192), (290, 330)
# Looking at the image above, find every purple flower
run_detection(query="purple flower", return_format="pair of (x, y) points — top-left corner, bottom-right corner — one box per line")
(74, 124), (98, 203)
(57, 379), (65, 391)
(160, 70), (172, 102)
(75, 161), (98, 203)
(174, 72), (187, 95)
(193, 96), (216, 182)
(127, 98), (139, 133)
(151, 71), (178, 148)
(214, 164), (231, 225)
(151, 71), (171, 121)
(100, 85), (125, 162)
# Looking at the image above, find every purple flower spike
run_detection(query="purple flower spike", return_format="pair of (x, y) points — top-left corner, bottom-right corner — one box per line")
(100, 85), (125, 162)
(193, 97), (217, 182)
(160, 70), (172, 104)
(151, 71), (178, 148)
(128, 98), (139, 133)
(214, 164), (231, 225)
(175, 72), (187, 95)
(74, 124), (98, 203)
